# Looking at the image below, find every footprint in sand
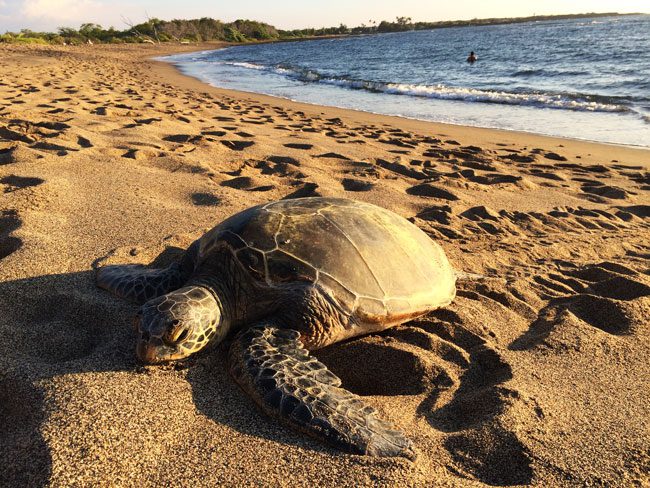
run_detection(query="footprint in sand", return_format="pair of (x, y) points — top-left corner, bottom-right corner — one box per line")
(201, 130), (227, 138)
(376, 158), (429, 180)
(423, 200), (641, 243)
(615, 205), (649, 220)
(220, 140), (255, 151)
(315, 152), (350, 161)
(253, 160), (306, 180)
(29, 141), (78, 156)
(526, 168), (566, 182)
(416, 205), (454, 225)
(543, 151), (567, 161)
(134, 117), (162, 125)
(558, 162), (611, 175)
(121, 148), (157, 160)
(458, 160), (498, 172)
(241, 118), (271, 126)
(220, 176), (274, 192)
(283, 182), (320, 199)
(378, 137), (418, 149)
(511, 262), (650, 350)
(342, 178), (374, 192)
(580, 182), (631, 200)
(163, 134), (203, 144)
(1, 175), (45, 193)
(191, 192), (221, 206)
(470, 172), (523, 186)
(407, 183), (460, 201)
(0, 210), (22, 259)
(93, 107), (110, 116)
(0, 147), (17, 165)
(283, 143), (313, 150)
(77, 136), (93, 148)
(503, 153), (537, 164)
(0, 126), (36, 144)
(266, 155), (300, 167)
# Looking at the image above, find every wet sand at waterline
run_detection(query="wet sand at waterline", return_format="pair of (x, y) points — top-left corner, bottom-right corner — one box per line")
(0, 42), (648, 487)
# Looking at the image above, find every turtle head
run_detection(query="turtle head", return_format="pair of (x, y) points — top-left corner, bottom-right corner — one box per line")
(134, 286), (227, 364)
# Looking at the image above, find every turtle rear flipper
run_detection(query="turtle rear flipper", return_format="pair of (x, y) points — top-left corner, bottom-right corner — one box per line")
(228, 325), (416, 460)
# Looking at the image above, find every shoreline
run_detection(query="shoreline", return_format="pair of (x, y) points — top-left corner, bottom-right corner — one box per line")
(160, 52), (650, 152)
(148, 47), (650, 167)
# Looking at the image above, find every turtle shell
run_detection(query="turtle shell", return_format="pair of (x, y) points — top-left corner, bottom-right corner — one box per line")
(198, 198), (455, 323)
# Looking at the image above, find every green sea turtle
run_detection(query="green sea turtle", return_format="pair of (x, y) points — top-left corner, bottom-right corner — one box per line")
(97, 197), (456, 459)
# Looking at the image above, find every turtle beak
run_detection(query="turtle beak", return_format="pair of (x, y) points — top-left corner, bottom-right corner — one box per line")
(136, 342), (160, 364)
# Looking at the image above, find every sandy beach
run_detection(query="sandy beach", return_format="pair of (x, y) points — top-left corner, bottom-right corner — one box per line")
(0, 42), (649, 487)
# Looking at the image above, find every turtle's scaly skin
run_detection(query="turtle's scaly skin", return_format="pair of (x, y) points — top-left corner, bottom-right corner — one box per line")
(229, 325), (417, 459)
(97, 197), (456, 459)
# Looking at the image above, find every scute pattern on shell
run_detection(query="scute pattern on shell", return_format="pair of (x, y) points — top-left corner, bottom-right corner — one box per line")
(199, 198), (455, 325)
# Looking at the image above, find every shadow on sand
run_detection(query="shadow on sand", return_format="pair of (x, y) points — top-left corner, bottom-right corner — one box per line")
(0, 246), (535, 486)
(0, 254), (332, 485)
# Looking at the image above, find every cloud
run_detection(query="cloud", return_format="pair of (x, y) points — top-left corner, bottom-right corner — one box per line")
(4, 0), (145, 30)
(20, 0), (101, 22)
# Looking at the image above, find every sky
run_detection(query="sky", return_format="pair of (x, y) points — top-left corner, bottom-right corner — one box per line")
(1, 0), (648, 33)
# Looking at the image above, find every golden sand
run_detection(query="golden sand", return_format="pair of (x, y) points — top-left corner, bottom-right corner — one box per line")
(0, 42), (648, 487)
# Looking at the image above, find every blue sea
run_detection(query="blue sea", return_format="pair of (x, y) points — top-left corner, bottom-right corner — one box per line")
(161, 15), (650, 147)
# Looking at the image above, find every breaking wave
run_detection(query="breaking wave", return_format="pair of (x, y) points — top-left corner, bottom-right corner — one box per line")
(216, 61), (631, 113)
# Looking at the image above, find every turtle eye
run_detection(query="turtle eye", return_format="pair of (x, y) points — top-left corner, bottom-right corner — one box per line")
(175, 328), (190, 342)
(164, 325), (190, 345)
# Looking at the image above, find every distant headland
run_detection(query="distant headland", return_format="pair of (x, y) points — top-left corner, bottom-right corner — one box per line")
(1, 12), (644, 45)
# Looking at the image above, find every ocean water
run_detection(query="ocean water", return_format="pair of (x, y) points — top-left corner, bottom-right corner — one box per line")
(161, 15), (650, 147)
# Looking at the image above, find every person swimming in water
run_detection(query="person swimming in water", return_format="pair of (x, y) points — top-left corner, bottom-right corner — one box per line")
(467, 51), (477, 64)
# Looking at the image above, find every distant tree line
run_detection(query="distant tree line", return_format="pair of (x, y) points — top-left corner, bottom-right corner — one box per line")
(0, 18), (280, 45)
(0, 12), (635, 45)
(282, 12), (631, 36)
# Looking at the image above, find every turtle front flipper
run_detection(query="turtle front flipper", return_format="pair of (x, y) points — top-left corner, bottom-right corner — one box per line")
(96, 263), (187, 304)
(228, 325), (416, 459)
(96, 240), (199, 304)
